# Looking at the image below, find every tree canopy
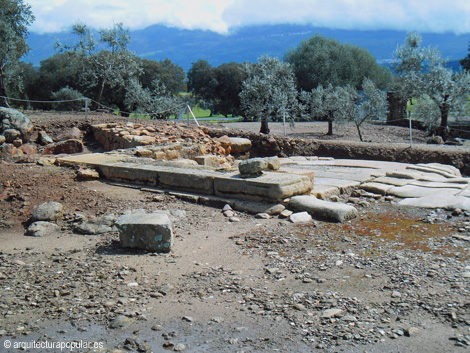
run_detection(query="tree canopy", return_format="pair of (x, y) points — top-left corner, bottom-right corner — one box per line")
(240, 55), (298, 134)
(285, 34), (392, 92)
(394, 32), (470, 138)
(0, 0), (35, 106)
(57, 22), (141, 110)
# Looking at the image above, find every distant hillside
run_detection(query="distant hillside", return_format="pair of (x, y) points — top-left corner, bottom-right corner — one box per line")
(24, 24), (470, 71)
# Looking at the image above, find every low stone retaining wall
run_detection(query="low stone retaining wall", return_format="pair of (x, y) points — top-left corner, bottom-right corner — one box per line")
(204, 128), (470, 176)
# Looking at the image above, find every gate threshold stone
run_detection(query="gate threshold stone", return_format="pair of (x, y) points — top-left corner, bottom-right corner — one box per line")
(58, 154), (313, 202)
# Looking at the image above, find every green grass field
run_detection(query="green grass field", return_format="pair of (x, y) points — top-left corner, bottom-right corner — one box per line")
(127, 105), (243, 123)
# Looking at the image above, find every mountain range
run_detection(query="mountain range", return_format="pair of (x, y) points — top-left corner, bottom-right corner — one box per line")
(24, 24), (470, 71)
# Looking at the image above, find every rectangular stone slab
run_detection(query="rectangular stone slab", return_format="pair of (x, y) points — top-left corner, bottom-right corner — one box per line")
(214, 172), (312, 202)
(115, 213), (173, 252)
(100, 162), (159, 185)
(157, 166), (216, 195)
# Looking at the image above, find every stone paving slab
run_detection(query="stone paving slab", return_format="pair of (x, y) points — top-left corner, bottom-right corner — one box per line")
(387, 185), (462, 198)
(398, 196), (470, 211)
(373, 176), (413, 187)
(409, 181), (468, 189)
(360, 182), (394, 195)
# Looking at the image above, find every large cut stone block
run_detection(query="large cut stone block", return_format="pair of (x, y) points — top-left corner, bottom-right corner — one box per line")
(157, 166), (215, 194)
(215, 173), (313, 202)
(115, 213), (173, 252)
(99, 162), (159, 185)
(289, 195), (358, 223)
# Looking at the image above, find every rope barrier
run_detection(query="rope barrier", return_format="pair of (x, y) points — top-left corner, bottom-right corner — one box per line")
(1, 95), (469, 132)
(0, 96), (86, 103)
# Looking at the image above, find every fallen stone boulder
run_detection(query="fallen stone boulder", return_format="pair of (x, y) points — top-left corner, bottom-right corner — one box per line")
(75, 214), (116, 235)
(115, 213), (173, 252)
(26, 221), (60, 237)
(289, 195), (358, 223)
(0, 107), (34, 141)
(44, 139), (84, 155)
(229, 137), (252, 154)
(239, 157), (268, 177)
(57, 127), (82, 141)
(3, 129), (21, 143)
(37, 130), (54, 145)
(289, 211), (312, 223)
(19, 144), (38, 155)
(30, 202), (64, 222)
(239, 157), (281, 177)
(232, 201), (285, 215)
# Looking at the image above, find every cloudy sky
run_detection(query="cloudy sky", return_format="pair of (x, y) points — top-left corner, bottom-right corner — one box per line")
(28, 0), (470, 34)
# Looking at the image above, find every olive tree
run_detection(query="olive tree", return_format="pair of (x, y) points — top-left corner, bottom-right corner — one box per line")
(239, 55), (298, 134)
(57, 23), (140, 109)
(394, 32), (470, 138)
(301, 84), (357, 136)
(353, 78), (388, 141)
(0, 0), (34, 107)
(124, 78), (181, 120)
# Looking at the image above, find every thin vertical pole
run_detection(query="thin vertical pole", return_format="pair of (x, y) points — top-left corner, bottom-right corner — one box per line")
(409, 112), (413, 147)
(84, 98), (88, 121)
(283, 111), (287, 137)
(186, 105), (190, 124)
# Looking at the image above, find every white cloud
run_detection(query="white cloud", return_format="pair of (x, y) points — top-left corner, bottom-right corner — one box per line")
(27, 0), (470, 34)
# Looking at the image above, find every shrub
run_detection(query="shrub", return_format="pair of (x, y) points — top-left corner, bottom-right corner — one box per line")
(51, 87), (84, 111)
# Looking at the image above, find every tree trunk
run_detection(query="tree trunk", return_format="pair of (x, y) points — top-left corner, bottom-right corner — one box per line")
(260, 117), (270, 134)
(327, 119), (333, 135)
(96, 78), (106, 108)
(0, 72), (10, 108)
(386, 91), (406, 124)
(355, 122), (364, 142)
(437, 100), (450, 140)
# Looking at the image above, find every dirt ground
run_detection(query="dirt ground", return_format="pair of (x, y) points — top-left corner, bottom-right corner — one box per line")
(221, 120), (430, 145)
(0, 112), (469, 352)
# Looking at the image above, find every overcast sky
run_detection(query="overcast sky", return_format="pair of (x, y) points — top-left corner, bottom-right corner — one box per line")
(28, 0), (470, 34)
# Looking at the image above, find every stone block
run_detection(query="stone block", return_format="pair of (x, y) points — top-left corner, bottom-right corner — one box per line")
(229, 137), (252, 154)
(360, 182), (394, 195)
(289, 195), (358, 223)
(157, 166), (215, 194)
(266, 157), (281, 171)
(195, 155), (220, 168)
(99, 163), (158, 185)
(116, 213), (173, 252)
(152, 151), (166, 160)
(165, 149), (180, 160)
(215, 173), (312, 202)
(239, 158), (268, 176)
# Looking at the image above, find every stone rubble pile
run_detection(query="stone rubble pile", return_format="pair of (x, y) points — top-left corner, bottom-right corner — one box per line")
(0, 107), (84, 162)
(92, 122), (251, 157)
